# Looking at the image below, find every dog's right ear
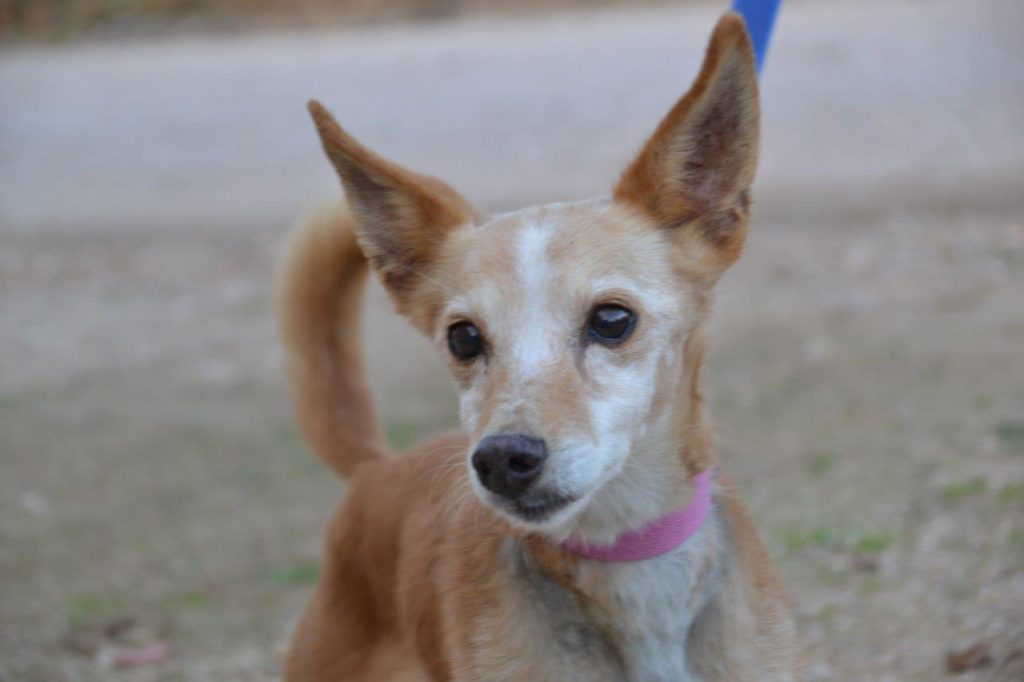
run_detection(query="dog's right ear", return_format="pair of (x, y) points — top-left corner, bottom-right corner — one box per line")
(307, 100), (476, 312)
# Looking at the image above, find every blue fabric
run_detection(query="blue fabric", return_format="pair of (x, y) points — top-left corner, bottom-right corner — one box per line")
(730, 0), (781, 73)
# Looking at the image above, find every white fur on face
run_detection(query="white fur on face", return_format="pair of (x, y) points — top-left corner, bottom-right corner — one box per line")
(439, 201), (691, 536)
(512, 224), (556, 382)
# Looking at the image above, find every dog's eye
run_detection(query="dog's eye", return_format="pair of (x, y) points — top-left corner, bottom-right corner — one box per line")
(447, 322), (484, 361)
(587, 305), (636, 344)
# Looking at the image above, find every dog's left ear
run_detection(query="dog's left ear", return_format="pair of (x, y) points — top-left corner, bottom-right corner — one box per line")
(307, 100), (477, 316)
(614, 13), (759, 271)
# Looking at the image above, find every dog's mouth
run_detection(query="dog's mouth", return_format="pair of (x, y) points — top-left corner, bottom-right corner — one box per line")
(491, 490), (577, 524)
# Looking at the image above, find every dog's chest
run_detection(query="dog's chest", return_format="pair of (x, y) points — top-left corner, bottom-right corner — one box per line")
(507, 529), (715, 682)
(592, 546), (712, 681)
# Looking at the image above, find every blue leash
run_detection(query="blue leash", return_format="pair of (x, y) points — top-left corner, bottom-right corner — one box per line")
(730, 0), (781, 74)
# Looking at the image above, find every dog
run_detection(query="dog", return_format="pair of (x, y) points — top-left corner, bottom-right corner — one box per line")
(276, 13), (800, 681)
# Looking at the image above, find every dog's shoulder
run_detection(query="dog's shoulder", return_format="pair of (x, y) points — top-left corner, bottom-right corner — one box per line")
(711, 471), (802, 677)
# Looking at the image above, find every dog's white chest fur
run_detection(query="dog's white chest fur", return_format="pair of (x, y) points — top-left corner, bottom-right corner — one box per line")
(608, 562), (695, 679)
(508, 520), (718, 682)
(591, 521), (716, 681)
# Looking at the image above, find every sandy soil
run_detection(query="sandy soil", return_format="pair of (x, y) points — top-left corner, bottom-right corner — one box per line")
(1, 0), (1023, 679)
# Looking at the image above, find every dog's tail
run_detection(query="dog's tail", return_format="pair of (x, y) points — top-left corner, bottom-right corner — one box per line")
(275, 200), (388, 478)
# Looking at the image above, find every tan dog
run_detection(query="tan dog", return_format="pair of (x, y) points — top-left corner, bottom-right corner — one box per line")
(277, 14), (799, 681)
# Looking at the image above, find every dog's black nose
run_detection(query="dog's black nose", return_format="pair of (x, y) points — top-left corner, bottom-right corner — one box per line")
(471, 434), (547, 499)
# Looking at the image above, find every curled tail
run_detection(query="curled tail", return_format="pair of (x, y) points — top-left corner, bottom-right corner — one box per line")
(275, 200), (387, 478)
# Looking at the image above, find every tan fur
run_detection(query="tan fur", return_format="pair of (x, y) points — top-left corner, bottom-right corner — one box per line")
(280, 13), (800, 680)
(275, 201), (386, 477)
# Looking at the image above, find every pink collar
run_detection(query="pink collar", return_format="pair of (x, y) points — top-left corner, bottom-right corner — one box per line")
(560, 470), (714, 562)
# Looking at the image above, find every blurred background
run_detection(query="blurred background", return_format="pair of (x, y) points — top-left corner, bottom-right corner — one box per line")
(2, 0), (1022, 679)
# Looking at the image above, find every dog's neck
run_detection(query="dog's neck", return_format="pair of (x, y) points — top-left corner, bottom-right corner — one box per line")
(555, 433), (708, 546)
(561, 469), (713, 561)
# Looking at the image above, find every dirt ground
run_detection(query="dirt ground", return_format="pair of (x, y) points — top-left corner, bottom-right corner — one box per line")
(1, 0), (1023, 679)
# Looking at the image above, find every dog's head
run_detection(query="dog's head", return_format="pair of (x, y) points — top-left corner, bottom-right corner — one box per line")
(309, 14), (759, 537)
